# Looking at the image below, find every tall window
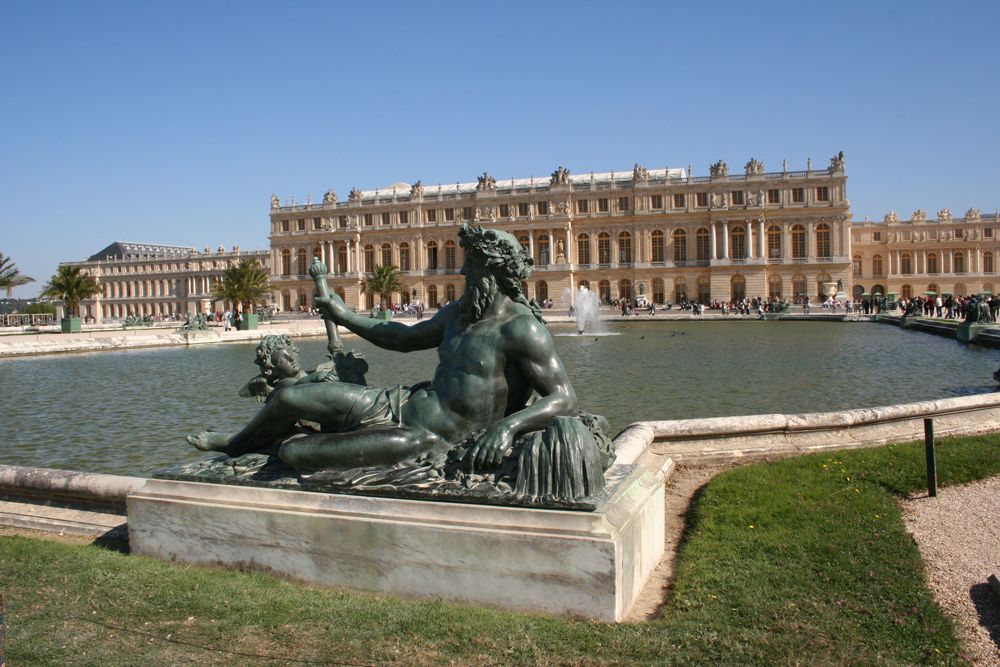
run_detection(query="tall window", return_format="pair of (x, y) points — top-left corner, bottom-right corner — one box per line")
(281, 250), (291, 276)
(381, 244), (392, 267)
(462, 207), (474, 221)
(427, 285), (438, 308)
(731, 226), (746, 260)
(537, 201), (549, 215)
(767, 225), (782, 258)
(651, 230), (664, 262)
(618, 197), (629, 211)
(536, 281), (548, 302)
(872, 254), (883, 276)
(499, 204), (510, 218)
(673, 229), (688, 262)
(577, 234), (591, 265)
(399, 211), (409, 225)
(653, 278), (665, 303)
(619, 279), (633, 300)
(927, 253), (938, 274)
(767, 189), (780, 204)
(731, 275), (746, 301)
(399, 243), (410, 271)
(618, 232), (633, 263)
(901, 284), (913, 299)
(675, 279), (687, 303)
(768, 275), (782, 298)
(363, 213), (373, 226)
(730, 191), (744, 206)
(576, 199), (589, 214)
(381, 212), (391, 226)
(816, 186), (829, 201)
(537, 235), (550, 267)
(598, 280), (611, 303)
(297, 249), (307, 275)
(598, 233), (611, 264)
(673, 194), (685, 208)
(953, 252), (965, 273)
(901, 253), (912, 274)
(363, 245), (375, 272)
(985, 252), (994, 274)
(281, 220), (290, 232)
(518, 235), (529, 253)
(816, 223), (831, 258)
(697, 276), (711, 304)
(791, 225), (806, 259)
(695, 192), (708, 207)
(696, 228), (711, 261)
(445, 284), (456, 302)
(444, 241), (457, 270)
(598, 198), (609, 212)
(445, 208), (455, 221)
(650, 195), (663, 209)
(337, 245), (348, 273)
(853, 255), (862, 276)
(791, 188), (805, 203)
(793, 275), (807, 302)
(426, 241), (438, 270)
(517, 202), (530, 217)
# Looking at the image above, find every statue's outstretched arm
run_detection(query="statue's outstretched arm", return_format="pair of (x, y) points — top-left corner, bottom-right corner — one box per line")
(315, 293), (446, 352)
(466, 316), (578, 469)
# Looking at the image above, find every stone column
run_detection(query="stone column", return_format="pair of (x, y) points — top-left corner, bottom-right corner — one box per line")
(710, 222), (718, 260)
(746, 222), (753, 259)
(968, 249), (973, 274)
(565, 224), (573, 265)
(975, 248), (981, 274)
(528, 234), (536, 265)
(758, 219), (766, 258)
(807, 222), (816, 261)
(722, 222), (730, 260)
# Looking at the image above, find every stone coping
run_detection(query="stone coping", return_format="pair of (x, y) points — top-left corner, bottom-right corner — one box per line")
(0, 465), (145, 511)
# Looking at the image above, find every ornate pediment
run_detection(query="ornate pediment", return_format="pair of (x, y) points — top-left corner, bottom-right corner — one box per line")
(476, 172), (497, 192)
(709, 160), (729, 177)
(549, 166), (571, 186)
(828, 151), (845, 173)
(632, 163), (649, 182)
(744, 158), (765, 176)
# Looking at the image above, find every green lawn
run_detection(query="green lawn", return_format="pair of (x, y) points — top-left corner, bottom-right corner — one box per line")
(2, 434), (999, 666)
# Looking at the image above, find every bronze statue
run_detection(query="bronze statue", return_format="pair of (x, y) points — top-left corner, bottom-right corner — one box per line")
(185, 225), (612, 506)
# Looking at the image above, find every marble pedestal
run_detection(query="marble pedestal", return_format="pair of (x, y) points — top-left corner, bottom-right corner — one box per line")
(177, 330), (221, 345)
(127, 449), (671, 621)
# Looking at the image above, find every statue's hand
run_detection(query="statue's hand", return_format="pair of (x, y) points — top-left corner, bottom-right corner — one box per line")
(314, 294), (347, 323)
(466, 423), (514, 470)
(308, 258), (328, 279)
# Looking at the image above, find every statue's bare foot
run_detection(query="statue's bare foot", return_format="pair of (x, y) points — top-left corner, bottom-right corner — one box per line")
(186, 431), (232, 452)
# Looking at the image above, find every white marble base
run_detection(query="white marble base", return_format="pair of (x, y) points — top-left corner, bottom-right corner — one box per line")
(127, 449), (671, 621)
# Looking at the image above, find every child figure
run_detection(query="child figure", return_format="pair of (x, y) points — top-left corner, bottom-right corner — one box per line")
(240, 334), (337, 404)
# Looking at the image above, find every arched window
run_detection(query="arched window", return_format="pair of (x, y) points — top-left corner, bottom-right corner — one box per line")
(853, 255), (862, 276)
(674, 278), (687, 304)
(792, 274), (807, 302)
(427, 285), (439, 308)
(872, 284), (886, 297)
(618, 232), (633, 263)
(696, 228), (710, 261)
(954, 283), (967, 297)
(901, 284), (912, 299)
(536, 280), (548, 302)
(697, 276), (711, 304)
(852, 285), (864, 300)
(577, 234), (591, 265)
(901, 253), (912, 274)
(445, 283), (456, 302)
(598, 233), (611, 264)
(953, 252), (965, 273)
(363, 245), (375, 273)
(651, 230), (665, 263)
(816, 272), (831, 299)
(518, 235), (529, 252)
(816, 223), (831, 258)
(769, 275), (783, 298)
(578, 280), (590, 289)
(598, 279), (611, 303)
(381, 243), (392, 267)
(730, 225), (746, 260)
(927, 253), (938, 274)
(297, 249), (307, 275)
(426, 241), (438, 270)
(365, 290), (375, 310)
(791, 225), (806, 259)
(928, 283), (939, 296)
(653, 278), (665, 303)
(337, 245), (348, 273)
(444, 241), (457, 270)
(872, 254), (884, 276)
(619, 279), (633, 300)
(731, 275), (746, 301)
(399, 243), (410, 271)
(673, 229), (687, 262)
(537, 235), (550, 267)
(985, 252), (994, 274)
(767, 225), (782, 259)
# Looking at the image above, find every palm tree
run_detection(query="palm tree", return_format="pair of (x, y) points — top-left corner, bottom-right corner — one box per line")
(361, 264), (407, 310)
(41, 265), (100, 317)
(0, 253), (35, 297)
(212, 258), (271, 314)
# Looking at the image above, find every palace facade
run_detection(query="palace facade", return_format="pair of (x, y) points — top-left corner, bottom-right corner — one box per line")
(851, 208), (1000, 301)
(268, 155), (852, 311)
(63, 242), (271, 322)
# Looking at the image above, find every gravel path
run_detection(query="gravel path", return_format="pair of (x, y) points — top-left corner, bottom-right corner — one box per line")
(900, 476), (1000, 665)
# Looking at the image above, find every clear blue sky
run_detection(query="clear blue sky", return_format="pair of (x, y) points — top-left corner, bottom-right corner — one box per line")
(2, 1), (998, 297)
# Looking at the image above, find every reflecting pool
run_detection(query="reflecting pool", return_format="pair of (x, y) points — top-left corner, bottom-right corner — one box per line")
(1, 320), (995, 476)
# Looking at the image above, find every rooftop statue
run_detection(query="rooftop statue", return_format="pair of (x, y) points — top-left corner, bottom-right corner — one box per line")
(184, 225), (614, 508)
(549, 166), (571, 186)
(709, 160), (729, 177)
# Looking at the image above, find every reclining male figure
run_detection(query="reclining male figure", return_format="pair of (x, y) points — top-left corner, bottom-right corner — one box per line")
(187, 225), (578, 471)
